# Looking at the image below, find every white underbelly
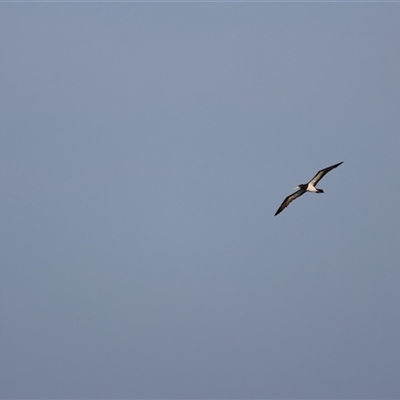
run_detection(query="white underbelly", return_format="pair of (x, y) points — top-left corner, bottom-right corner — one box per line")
(307, 185), (319, 192)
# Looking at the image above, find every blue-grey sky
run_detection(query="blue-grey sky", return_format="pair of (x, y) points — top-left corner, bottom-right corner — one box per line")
(1, 3), (400, 399)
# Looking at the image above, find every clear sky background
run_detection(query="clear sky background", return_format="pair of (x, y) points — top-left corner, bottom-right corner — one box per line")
(1, 3), (400, 399)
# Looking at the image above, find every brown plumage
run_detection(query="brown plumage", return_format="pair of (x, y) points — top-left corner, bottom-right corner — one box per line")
(274, 162), (343, 216)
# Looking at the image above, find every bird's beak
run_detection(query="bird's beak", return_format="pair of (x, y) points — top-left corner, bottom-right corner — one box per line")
(294, 186), (300, 190)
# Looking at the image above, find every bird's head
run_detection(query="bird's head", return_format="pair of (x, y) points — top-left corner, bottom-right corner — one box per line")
(295, 184), (307, 190)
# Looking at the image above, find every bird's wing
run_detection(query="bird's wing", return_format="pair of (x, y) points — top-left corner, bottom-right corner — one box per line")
(308, 161), (343, 186)
(274, 189), (306, 216)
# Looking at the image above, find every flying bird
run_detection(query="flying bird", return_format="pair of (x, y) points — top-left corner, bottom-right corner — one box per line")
(274, 162), (343, 216)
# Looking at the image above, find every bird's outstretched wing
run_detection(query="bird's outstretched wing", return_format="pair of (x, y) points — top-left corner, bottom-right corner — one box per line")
(308, 161), (343, 186)
(274, 188), (306, 216)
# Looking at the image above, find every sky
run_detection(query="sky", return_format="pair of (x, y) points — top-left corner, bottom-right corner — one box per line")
(1, 3), (400, 399)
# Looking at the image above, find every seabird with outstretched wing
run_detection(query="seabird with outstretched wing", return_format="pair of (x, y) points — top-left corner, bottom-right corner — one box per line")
(274, 162), (343, 216)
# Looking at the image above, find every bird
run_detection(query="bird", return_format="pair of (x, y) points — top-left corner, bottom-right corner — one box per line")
(274, 162), (343, 216)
